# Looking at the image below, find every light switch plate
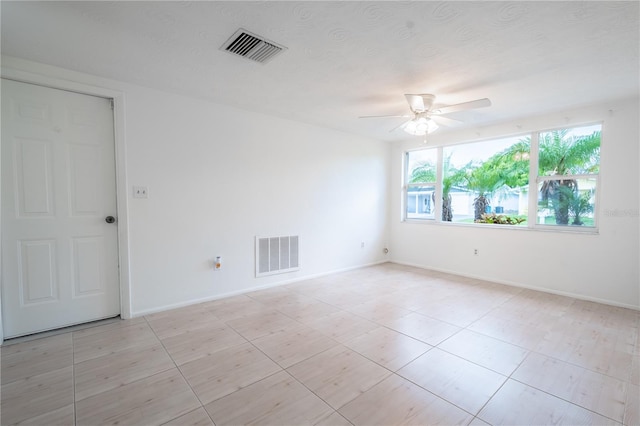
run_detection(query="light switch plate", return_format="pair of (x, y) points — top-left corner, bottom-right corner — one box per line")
(133, 186), (149, 198)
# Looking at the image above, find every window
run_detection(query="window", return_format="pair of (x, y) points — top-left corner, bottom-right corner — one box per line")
(404, 123), (601, 230)
(405, 149), (437, 220)
(442, 136), (529, 224)
(535, 125), (600, 227)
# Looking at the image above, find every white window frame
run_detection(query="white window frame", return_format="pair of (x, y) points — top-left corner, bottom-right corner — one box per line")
(533, 174), (600, 230)
(402, 123), (601, 233)
(403, 148), (438, 221)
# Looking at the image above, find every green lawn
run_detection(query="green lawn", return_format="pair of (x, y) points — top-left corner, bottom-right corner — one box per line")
(542, 216), (595, 227)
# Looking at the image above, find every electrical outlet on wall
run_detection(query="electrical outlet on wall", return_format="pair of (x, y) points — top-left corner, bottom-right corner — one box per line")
(133, 186), (149, 199)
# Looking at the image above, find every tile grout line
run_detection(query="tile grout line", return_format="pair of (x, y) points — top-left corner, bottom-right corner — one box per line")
(72, 332), (77, 426)
(256, 275), (539, 422)
(227, 290), (392, 425)
(471, 346), (534, 423)
(0, 316), (122, 347)
(166, 272), (635, 424)
(508, 348), (626, 424)
(257, 278), (475, 422)
(244, 318), (385, 425)
(171, 297), (335, 422)
(281, 275), (621, 423)
(141, 314), (218, 426)
(393, 371), (479, 420)
(3, 265), (637, 425)
(510, 376), (626, 425)
(289, 274), (633, 424)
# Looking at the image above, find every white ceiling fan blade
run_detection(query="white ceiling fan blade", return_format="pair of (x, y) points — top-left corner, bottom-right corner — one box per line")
(433, 98), (491, 115)
(389, 119), (412, 133)
(431, 115), (463, 127)
(359, 114), (410, 119)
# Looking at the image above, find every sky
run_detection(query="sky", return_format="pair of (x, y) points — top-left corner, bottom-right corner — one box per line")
(410, 123), (601, 171)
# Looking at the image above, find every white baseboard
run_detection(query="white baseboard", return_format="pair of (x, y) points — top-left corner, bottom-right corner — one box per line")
(133, 258), (638, 318)
(131, 260), (389, 318)
(389, 260), (640, 311)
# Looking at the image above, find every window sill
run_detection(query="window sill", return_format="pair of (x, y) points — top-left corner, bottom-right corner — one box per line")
(401, 219), (599, 235)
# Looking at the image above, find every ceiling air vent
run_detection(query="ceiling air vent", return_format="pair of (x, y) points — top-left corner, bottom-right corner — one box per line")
(221, 29), (286, 64)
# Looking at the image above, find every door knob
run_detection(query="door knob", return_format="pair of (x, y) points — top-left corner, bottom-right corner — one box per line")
(105, 216), (116, 224)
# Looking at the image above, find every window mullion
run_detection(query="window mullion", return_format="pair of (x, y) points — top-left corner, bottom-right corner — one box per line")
(527, 131), (539, 227)
(435, 146), (443, 222)
(402, 151), (409, 221)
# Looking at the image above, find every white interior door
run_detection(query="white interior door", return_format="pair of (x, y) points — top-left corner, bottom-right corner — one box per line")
(1, 79), (120, 338)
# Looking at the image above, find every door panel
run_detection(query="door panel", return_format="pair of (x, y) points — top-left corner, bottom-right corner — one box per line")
(72, 236), (105, 296)
(1, 79), (120, 338)
(19, 239), (58, 304)
(15, 138), (55, 216)
(69, 144), (102, 215)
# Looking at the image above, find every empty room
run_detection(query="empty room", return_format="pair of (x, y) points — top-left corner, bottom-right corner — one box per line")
(0, 1), (638, 425)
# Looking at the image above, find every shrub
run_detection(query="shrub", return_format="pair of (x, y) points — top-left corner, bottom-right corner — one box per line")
(475, 213), (526, 225)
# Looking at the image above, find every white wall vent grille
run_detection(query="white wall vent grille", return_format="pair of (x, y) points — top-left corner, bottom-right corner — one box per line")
(221, 29), (286, 64)
(256, 235), (299, 277)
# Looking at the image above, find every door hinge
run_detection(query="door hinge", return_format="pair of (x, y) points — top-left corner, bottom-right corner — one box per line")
(109, 99), (114, 110)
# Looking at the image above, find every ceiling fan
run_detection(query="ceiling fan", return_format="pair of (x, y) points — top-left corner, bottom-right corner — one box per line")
(360, 94), (491, 136)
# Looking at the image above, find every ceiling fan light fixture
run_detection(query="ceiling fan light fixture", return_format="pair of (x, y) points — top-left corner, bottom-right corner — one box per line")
(403, 117), (439, 136)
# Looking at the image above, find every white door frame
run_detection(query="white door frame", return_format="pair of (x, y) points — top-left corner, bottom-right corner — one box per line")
(0, 68), (132, 343)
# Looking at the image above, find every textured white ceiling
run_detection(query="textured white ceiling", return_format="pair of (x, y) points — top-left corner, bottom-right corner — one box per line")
(2, 1), (638, 141)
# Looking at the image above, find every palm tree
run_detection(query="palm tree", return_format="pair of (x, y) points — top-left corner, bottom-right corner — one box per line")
(538, 129), (600, 224)
(409, 161), (436, 183)
(409, 156), (466, 221)
(465, 162), (504, 220)
(465, 142), (530, 221)
(493, 140), (530, 189)
(567, 189), (594, 225)
(498, 129), (600, 225)
(441, 157), (468, 221)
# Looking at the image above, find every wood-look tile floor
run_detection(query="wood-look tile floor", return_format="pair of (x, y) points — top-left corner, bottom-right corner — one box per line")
(1, 263), (638, 425)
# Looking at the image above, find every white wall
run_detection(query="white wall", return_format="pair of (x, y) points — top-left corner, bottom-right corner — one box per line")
(390, 99), (640, 309)
(1, 56), (390, 318)
(125, 87), (390, 314)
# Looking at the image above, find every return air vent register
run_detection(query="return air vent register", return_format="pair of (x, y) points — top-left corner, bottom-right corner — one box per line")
(221, 29), (286, 64)
(256, 236), (299, 277)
